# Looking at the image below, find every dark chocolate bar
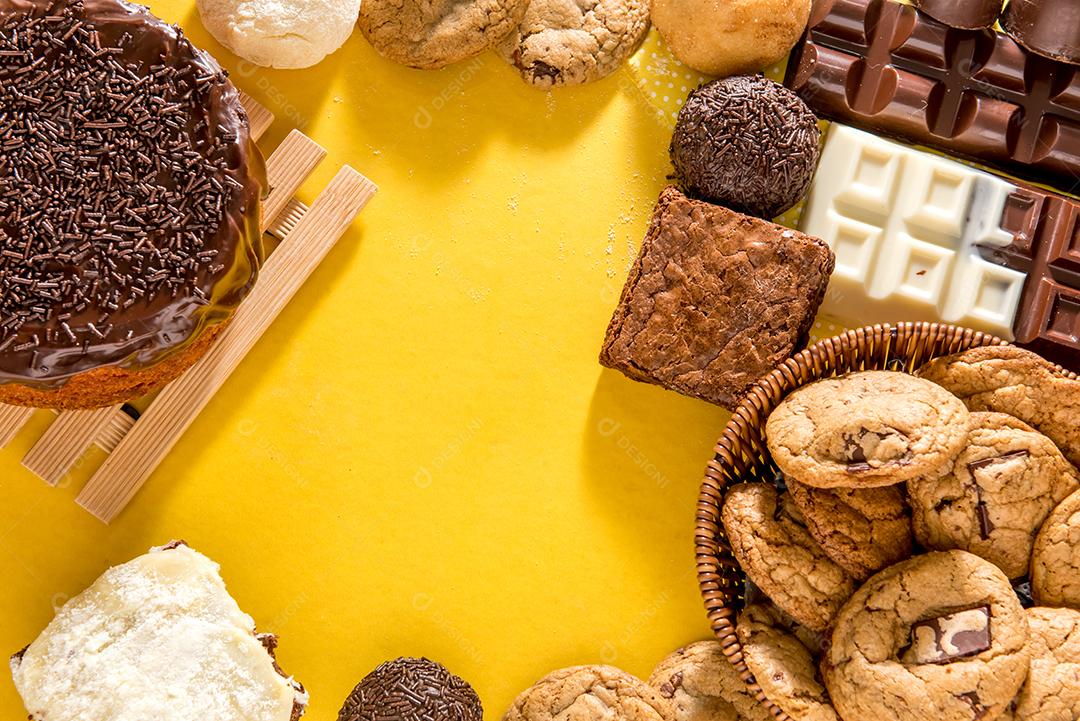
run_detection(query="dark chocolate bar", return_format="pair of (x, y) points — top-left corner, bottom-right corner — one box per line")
(785, 0), (1080, 194)
(1003, 0), (1080, 65)
(911, 0), (1001, 29)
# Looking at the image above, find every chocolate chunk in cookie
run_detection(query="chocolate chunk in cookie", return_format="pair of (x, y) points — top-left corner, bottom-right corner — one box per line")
(766, 371), (970, 488)
(736, 604), (838, 721)
(824, 551), (1029, 721)
(787, 479), (913, 581)
(505, 665), (671, 721)
(599, 186), (834, 410)
(1009, 606), (1080, 720)
(648, 641), (774, 721)
(496, 0), (649, 88)
(919, 345), (1080, 468)
(909, 412), (1080, 580)
(358, 0), (527, 69)
(905, 607), (992, 665)
(1032, 488), (1080, 608)
(721, 484), (855, 632)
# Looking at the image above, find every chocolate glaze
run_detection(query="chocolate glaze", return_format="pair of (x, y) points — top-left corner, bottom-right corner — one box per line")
(0, 0), (264, 388)
(911, 0), (1003, 30)
(1003, 0), (1080, 65)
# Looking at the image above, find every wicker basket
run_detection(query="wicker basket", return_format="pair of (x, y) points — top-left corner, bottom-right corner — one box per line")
(694, 322), (1079, 720)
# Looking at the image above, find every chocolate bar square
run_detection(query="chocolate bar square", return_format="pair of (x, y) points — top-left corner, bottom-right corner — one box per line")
(600, 187), (835, 409)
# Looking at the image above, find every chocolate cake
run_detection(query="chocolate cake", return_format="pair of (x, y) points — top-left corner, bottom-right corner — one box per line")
(600, 186), (835, 409)
(0, 0), (265, 409)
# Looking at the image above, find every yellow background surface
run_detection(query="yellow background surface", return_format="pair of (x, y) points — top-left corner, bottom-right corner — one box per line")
(0, 7), (833, 720)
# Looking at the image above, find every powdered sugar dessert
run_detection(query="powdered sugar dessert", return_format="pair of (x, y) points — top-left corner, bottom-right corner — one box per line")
(9, 542), (307, 721)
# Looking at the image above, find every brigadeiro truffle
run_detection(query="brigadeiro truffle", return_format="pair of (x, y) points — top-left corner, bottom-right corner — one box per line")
(337, 658), (483, 721)
(670, 75), (821, 219)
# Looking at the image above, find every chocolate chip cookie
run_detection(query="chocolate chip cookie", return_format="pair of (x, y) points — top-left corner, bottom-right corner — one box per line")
(496, 0), (649, 88)
(909, 412), (1080, 580)
(648, 641), (773, 721)
(1032, 488), (1080, 608)
(1009, 606), (1080, 720)
(766, 371), (970, 488)
(721, 484), (856, 632)
(824, 550), (1030, 721)
(919, 345), (1080, 468)
(504, 665), (671, 721)
(736, 604), (838, 721)
(787, 479), (913, 581)
(358, 0), (527, 69)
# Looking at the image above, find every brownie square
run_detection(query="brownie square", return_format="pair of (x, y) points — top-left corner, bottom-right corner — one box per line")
(600, 186), (835, 409)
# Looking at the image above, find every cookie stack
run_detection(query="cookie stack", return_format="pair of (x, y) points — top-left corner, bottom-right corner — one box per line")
(717, 345), (1080, 721)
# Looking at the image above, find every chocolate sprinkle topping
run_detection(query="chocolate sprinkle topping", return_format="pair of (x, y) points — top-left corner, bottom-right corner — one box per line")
(0, 0), (262, 385)
(670, 75), (821, 219)
(337, 657), (483, 721)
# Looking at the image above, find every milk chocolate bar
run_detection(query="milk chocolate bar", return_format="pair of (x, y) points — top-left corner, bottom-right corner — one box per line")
(979, 184), (1080, 370)
(785, 0), (1080, 194)
(801, 125), (1080, 371)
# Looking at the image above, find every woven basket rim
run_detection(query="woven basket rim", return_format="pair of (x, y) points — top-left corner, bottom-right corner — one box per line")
(694, 321), (1078, 721)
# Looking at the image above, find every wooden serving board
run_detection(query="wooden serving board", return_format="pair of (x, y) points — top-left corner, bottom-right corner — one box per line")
(0, 94), (377, 523)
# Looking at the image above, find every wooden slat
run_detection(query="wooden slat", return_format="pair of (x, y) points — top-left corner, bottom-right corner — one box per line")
(263, 130), (327, 222)
(96, 408), (137, 453)
(77, 166), (377, 522)
(268, 198), (308, 241)
(22, 407), (120, 486)
(239, 93), (274, 141)
(0, 405), (33, 447)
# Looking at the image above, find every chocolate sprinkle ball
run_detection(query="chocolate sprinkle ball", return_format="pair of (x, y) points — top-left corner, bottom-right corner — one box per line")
(337, 658), (483, 721)
(670, 75), (821, 219)
(0, 0), (264, 390)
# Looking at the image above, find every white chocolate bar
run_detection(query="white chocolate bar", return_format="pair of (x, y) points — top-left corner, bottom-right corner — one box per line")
(800, 125), (1026, 338)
